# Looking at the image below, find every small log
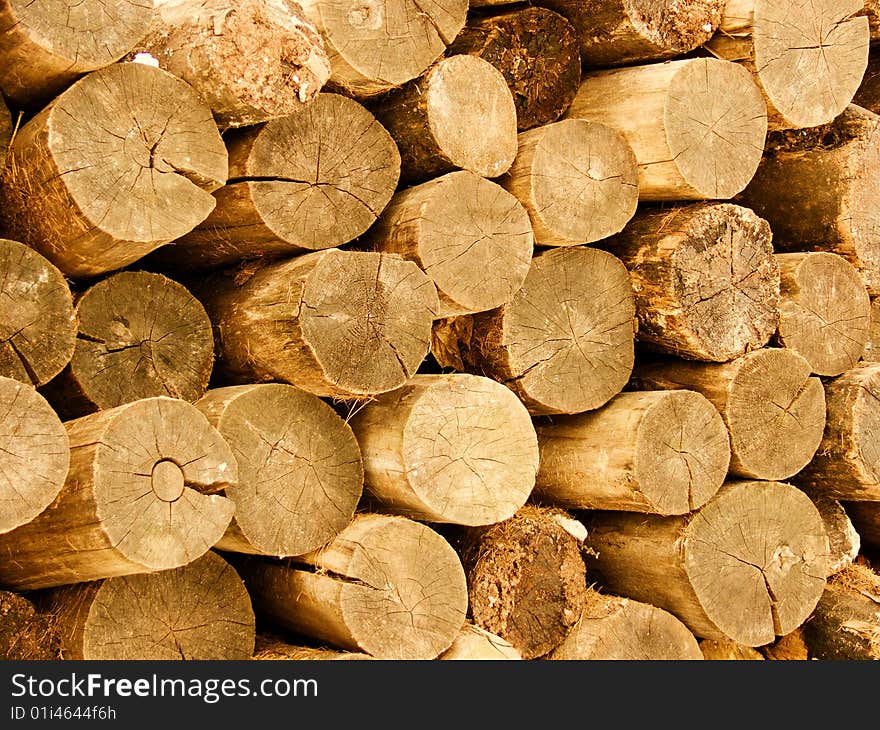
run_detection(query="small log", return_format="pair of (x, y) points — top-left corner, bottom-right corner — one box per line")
(846, 502), (880, 547)
(0, 0), (155, 106)
(0, 238), (76, 386)
(462, 506), (589, 659)
(439, 624), (522, 660)
(253, 639), (372, 661)
(585, 480), (829, 647)
(137, 0), (331, 128)
(0, 397), (237, 590)
(534, 390), (729, 515)
(235, 514), (468, 660)
(865, 297), (880, 360)
(706, 0), (869, 130)
(298, 0), (467, 96)
(566, 58), (767, 200)
(606, 203), (779, 362)
(548, 590), (704, 661)
(432, 247), (635, 416)
(0, 63), (227, 279)
(349, 374), (538, 526)
(364, 170), (533, 318)
(761, 629), (808, 660)
(0, 93), (10, 168)
(197, 249), (438, 400)
(739, 105), (880, 295)
(499, 119), (638, 247)
(195, 384), (363, 557)
(806, 495), (860, 576)
(0, 591), (59, 660)
(0, 376), (69, 535)
(633, 349), (826, 481)
(41, 552), (255, 660)
(446, 7), (580, 131)
(700, 639), (763, 660)
(159, 94), (399, 270)
(371, 55), (517, 182)
(774, 252), (870, 377)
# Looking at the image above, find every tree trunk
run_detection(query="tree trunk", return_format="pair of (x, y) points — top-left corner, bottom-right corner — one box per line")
(0, 591), (60, 660)
(805, 495), (860, 576)
(700, 639), (763, 660)
(606, 203), (779, 362)
(349, 373), (538, 526)
(705, 0), (869, 130)
(534, 390), (729, 515)
(585, 480), (829, 647)
(364, 171), (533, 318)
(432, 247), (635, 415)
(196, 249), (438, 400)
(439, 624), (522, 660)
(0, 397), (237, 590)
(137, 0), (330, 129)
(195, 384), (363, 557)
(0, 63), (228, 279)
(566, 58), (767, 200)
(234, 514), (468, 660)
(253, 638), (372, 660)
(498, 119), (638, 247)
(633, 349), (826, 481)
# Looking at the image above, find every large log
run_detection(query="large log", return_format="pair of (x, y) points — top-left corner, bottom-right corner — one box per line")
(349, 374), (538, 526)
(0, 63), (227, 279)
(196, 250), (438, 400)
(606, 203), (779, 362)
(0, 397), (237, 590)
(566, 58), (767, 200)
(439, 624), (522, 660)
(499, 119), (638, 247)
(706, 0), (869, 130)
(364, 171), (533, 318)
(585, 480), (829, 647)
(0, 591), (59, 659)
(633, 349), (826, 481)
(235, 514), (468, 660)
(534, 390), (729, 515)
(195, 384), (363, 557)
(432, 247), (635, 416)
(446, 8), (580, 131)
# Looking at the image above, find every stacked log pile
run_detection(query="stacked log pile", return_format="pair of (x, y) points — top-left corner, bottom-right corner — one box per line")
(2, 0), (880, 662)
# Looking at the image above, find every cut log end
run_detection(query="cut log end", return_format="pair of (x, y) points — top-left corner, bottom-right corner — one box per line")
(0, 591), (60, 660)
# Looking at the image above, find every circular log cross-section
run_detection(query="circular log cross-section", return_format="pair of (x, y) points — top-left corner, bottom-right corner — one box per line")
(0, 397), (237, 590)
(0, 62), (228, 279)
(0, 238), (76, 386)
(0, 377), (69, 535)
(535, 390), (730, 515)
(366, 171), (533, 317)
(500, 119), (638, 247)
(586, 480), (829, 647)
(196, 384), (363, 557)
(0, 591), (59, 660)
(349, 374), (539, 526)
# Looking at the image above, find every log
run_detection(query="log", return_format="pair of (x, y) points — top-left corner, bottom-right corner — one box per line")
(196, 250), (438, 400)
(137, 0), (331, 129)
(349, 374), (538, 526)
(774, 252), (870, 377)
(865, 298), (880, 360)
(534, 389), (730, 515)
(195, 384), (363, 557)
(633, 349), (826, 481)
(364, 170), (533, 318)
(0, 93), (10, 168)
(445, 8), (580, 131)
(235, 514), (468, 660)
(0, 63), (227, 279)
(0, 238), (76, 386)
(439, 624), (522, 660)
(606, 203), (779, 362)
(705, 0), (869, 130)
(0, 590), (59, 659)
(462, 506), (589, 659)
(699, 639), (763, 660)
(0, 376), (69, 536)
(806, 495), (860, 576)
(41, 552), (255, 660)
(761, 629), (808, 660)
(43, 272), (214, 419)
(739, 106), (880, 295)
(846, 502), (880, 547)
(548, 590), (704, 660)
(297, 0), (467, 97)
(585, 480), (829, 647)
(253, 639), (372, 660)
(498, 119), (638, 247)
(158, 94), (400, 270)
(566, 58), (767, 200)
(0, 0), (155, 106)
(370, 55), (517, 183)
(0, 396), (237, 590)
(432, 247), (635, 416)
